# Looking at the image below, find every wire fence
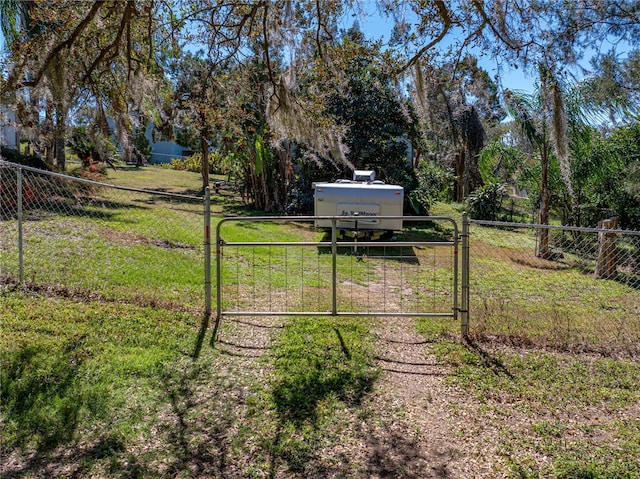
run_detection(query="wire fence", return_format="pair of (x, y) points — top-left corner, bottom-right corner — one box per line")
(214, 216), (460, 319)
(0, 160), (205, 310)
(469, 220), (640, 356)
(2, 159), (639, 355)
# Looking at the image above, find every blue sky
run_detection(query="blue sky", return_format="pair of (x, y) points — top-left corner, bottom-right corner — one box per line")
(342, 3), (538, 92)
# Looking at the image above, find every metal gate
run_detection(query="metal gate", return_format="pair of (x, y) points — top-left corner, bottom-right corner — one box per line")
(213, 215), (470, 334)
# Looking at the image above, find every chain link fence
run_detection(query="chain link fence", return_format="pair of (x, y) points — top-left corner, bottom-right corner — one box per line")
(1, 160), (205, 311)
(469, 219), (640, 356)
(3, 159), (639, 355)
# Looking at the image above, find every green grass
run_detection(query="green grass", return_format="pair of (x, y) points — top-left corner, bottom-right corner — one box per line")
(1, 294), (199, 453)
(2, 166), (639, 477)
(433, 340), (640, 478)
(237, 315), (379, 475)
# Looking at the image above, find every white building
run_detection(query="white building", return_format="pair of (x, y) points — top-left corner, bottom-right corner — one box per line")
(145, 122), (192, 164)
(0, 105), (19, 150)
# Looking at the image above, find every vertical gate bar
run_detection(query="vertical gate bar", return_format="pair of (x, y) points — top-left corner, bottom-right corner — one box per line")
(461, 212), (470, 337)
(215, 207), (223, 324)
(453, 221), (459, 322)
(331, 219), (337, 315)
(204, 187), (211, 319)
(17, 167), (24, 283)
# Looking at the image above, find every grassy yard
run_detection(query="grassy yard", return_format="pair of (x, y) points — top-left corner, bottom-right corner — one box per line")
(1, 165), (639, 478)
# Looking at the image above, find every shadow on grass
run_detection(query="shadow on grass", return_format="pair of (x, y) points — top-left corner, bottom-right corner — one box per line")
(0, 341), (129, 478)
(17, 197), (146, 223)
(271, 324), (377, 425)
(158, 363), (233, 478)
(1, 343), (89, 451)
(267, 319), (379, 474)
(463, 337), (514, 379)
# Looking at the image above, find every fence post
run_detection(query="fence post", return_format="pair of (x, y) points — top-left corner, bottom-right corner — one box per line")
(17, 167), (24, 283)
(595, 217), (618, 279)
(461, 212), (470, 337)
(331, 218), (337, 316)
(204, 186), (211, 318)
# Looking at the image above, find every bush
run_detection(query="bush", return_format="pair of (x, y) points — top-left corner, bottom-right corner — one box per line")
(408, 161), (456, 215)
(166, 150), (235, 175)
(132, 130), (152, 165)
(68, 127), (119, 166)
(466, 182), (505, 220)
(0, 146), (49, 170)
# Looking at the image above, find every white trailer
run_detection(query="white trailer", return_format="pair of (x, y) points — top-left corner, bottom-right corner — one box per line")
(313, 171), (404, 238)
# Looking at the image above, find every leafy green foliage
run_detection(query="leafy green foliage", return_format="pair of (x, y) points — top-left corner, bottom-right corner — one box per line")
(167, 150), (235, 176)
(0, 145), (49, 169)
(571, 122), (640, 228)
(132, 129), (152, 165)
(326, 29), (419, 191)
(466, 182), (505, 220)
(408, 161), (456, 214)
(478, 140), (525, 185)
(67, 126), (119, 166)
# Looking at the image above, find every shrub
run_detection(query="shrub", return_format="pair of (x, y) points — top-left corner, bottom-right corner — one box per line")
(467, 182), (505, 220)
(68, 127), (119, 166)
(166, 150), (235, 175)
(0, 146), (49, 170)
(132, 130), (152, 165)
(408, 161), (456, 215)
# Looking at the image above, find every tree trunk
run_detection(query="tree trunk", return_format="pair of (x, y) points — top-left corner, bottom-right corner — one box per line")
(454, 150), (465, 202)
(55, 135), (66, 171)
(536, 146), (551, 259)
(200, 131), (209, 193)
(463, 147), (471, 198)
(595, 217), (618, 279)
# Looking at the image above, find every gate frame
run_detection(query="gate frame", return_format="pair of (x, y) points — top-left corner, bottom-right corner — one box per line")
(213, 215), (470, 336)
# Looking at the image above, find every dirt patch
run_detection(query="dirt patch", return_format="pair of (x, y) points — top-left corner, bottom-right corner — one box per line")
(98, 226), (196, 249)
(364, 317), (501, 478)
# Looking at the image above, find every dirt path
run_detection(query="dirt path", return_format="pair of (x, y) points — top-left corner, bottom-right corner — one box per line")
(209, 313), (503, 478)
(368, 317), (499, 478)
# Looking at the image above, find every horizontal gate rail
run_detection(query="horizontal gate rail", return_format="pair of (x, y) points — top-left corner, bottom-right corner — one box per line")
(215, 215), (460, 321)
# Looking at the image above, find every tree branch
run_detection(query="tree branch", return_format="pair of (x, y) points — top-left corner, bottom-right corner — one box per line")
(394, 0), (452, 75)
(82, 2), (134, 83)
(471, 0), (519, 51)
(27, 1), (105, 88)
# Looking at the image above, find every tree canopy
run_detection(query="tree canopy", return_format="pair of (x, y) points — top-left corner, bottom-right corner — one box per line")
(1, 0), (638, 218)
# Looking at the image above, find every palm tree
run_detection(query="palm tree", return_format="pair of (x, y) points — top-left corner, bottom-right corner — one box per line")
(504, 65), (571, 259)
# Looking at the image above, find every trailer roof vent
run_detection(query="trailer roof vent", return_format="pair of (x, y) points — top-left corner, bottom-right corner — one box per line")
(353, 170), (375, 182)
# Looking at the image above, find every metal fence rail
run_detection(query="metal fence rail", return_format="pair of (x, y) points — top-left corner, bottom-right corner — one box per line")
(0, 160), (205, 309)
(469, 219), (640, 355)
(215, 216), (462, 322)
(4, 159), (639, 353)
